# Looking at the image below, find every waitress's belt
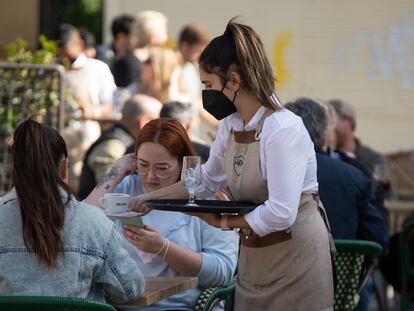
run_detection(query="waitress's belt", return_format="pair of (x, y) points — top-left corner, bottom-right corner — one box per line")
(239, 228), (292, 248)
(238, 192), (321, 248)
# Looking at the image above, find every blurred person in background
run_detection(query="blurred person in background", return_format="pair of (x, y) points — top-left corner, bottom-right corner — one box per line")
(328, 99), (389, 227)
(159, 100), (210, 162)
(285, 98), (389, 247)
(329, 99), (390, 187)
(115, 11), (171, 109)
(178, 23), (210, 108)
(98, 14), (136, 62)
(177, 23), (218, 143)
(78, 94), (162, 200)
(97, 14), (141, 88)
(79, 27), (97, 59)
(137, 46), (189, 104)
(131, 10), (168, 63)
(0, 120), (144, 302)
(286, 98), (389, 311)
(57, 23), (117, 192)
(56, 23), (116, 118)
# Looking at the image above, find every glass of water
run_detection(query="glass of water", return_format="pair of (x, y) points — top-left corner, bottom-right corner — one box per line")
(181, 156), (202, 206)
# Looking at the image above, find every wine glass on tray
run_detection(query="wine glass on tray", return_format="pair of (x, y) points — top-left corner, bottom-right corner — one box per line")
(181, 156), (202, 206)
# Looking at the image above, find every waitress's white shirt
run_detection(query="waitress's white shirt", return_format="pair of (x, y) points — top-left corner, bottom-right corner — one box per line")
(197, 106), (319, 237)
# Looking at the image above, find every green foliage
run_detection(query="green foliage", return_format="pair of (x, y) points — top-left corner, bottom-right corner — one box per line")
(0, 35), (62, 193)
(63, 0), (103, 43)
(3, 35), (57, 64)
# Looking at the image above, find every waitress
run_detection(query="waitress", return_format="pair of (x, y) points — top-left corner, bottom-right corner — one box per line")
(130, 18), (334, 310)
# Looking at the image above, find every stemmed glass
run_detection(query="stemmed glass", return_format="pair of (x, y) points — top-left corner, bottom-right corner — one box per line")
(181, 156), (202, 206)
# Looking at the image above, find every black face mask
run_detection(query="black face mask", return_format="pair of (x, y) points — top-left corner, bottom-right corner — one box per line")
(202, 78), (237, 120)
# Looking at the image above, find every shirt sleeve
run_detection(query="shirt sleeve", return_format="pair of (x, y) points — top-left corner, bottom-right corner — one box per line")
(98, 62), (117, 104)
(244, 119), (313, 236)
(196, 222), (239, 288)
(195, 119), (231, 198)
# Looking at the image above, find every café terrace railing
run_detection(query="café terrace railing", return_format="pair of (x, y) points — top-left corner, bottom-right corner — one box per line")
(0, 62), (65, 195)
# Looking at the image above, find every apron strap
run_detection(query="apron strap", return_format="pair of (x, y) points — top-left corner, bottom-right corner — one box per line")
(231, 109), (274, 144)
(312, 193), (338, 292)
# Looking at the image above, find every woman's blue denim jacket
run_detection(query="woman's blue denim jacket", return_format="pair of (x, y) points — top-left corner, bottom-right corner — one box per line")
(0, 188), (145, 303)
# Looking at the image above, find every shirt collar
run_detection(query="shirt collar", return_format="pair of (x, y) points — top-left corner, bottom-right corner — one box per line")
(72, 53), (88, 69)
(0, 187), (17, 205)
(232, 106), (268, 131)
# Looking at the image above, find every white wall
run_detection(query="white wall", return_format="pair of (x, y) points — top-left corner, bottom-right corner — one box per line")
(104, 0), (414, 153)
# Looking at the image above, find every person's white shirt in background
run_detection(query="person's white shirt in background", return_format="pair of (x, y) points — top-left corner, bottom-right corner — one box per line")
(72, 53), (117, 118)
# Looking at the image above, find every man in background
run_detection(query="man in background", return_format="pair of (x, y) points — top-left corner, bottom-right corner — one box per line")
(178, 23), (211, 105)
(285, 98), (388, 247)
(329, 99), (388, 180)
(56, 23), (116, 118)
(98, 14), (141, 88)
(177, 23), (218, 143)
(286, 97), (389, 311)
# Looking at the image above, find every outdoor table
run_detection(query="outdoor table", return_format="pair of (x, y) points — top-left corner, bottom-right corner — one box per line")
(387, 200), (414, 235)
(116, 276), (198, 307)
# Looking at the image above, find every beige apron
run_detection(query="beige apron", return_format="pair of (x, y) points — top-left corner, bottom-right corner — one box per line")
(225, 110), (334, 311)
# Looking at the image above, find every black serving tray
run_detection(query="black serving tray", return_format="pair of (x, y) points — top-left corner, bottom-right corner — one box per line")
(145, 199), (258, 214)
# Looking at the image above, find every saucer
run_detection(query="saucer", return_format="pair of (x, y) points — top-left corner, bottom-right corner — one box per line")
(104, 211), (143, 218)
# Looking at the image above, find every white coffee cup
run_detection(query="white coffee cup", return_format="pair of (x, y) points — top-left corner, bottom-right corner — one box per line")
(99, 193), (130, 214)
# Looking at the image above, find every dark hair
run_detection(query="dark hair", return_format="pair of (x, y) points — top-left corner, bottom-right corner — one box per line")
(111, 14), (135, 38)
(160, 101), (193, 127)
(12, 119), (72, 267)
(79, 27), (96, 49)
(284, 98), (328, 151)
(199, 18), (280, 110)
(135, 119), (196, 174)
(178, 23), (211, 46)
(56, 23), (80, 48)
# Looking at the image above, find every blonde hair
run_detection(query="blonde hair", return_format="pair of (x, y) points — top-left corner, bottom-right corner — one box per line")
(133, 10), (168, 48)
(141, 46), (183, 103)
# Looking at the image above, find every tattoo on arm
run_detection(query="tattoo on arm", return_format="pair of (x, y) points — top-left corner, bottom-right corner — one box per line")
(95, 165), (120, 189)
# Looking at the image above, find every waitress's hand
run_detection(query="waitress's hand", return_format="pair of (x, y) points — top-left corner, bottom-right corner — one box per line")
(123, 225), (166, 254)
(186, 212), (221, 228)
(128, 194), (152, 215)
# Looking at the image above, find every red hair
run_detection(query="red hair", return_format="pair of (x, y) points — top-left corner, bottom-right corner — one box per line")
(135, 119), (197, 166)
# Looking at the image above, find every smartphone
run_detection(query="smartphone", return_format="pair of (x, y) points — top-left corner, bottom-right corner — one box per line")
(120, 216), (144, 228)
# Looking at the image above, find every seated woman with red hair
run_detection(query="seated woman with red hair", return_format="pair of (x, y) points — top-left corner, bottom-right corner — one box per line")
(86, 118), (238, 310)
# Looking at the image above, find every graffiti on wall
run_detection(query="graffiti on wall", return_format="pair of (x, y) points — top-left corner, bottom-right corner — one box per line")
(272, 32), (292, 88)
(336, 16), (414, 88)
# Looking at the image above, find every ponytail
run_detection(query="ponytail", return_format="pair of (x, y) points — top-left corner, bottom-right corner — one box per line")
(199, 18), (282, 110)
(12, 119), (71, 267)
